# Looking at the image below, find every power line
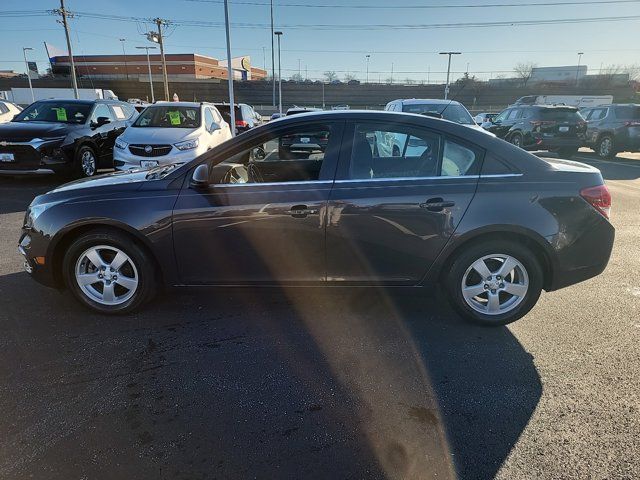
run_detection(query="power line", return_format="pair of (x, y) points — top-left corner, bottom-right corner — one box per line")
(183, 0), (640, 8)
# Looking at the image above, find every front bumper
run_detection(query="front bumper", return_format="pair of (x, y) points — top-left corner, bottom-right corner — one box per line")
(18, 230), (58, 288)
(114, 145), (203, 170)
(0, 140), (70, 173)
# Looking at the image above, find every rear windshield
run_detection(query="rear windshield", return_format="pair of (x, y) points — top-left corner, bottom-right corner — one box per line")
(614, 106), (640, 119)
(13, 101), (92, 124)
(133, 106), (201, 128)
(402, 103), (475, 125)
(536, 108), (584, 121)
(215, 104), (240, 124)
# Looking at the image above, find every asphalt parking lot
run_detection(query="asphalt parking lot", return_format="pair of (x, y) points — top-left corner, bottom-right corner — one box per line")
(0, 150), (639, 480)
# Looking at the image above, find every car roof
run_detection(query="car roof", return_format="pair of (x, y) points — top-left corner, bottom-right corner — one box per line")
(395, 98), (461, 106)
(35, 99), (96, 105)
(153, 101), (207, 108)
(525, 105), (579, 110)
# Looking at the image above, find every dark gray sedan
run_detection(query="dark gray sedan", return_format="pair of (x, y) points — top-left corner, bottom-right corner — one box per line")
(18, 111), (614, 325)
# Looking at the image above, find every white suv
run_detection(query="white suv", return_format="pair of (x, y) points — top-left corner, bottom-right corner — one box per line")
(114, 102), (232, 170)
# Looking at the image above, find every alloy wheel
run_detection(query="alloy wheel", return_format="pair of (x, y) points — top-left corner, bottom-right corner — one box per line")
(75, 245), (139, 306)
(81, 150), (97, 176)
(511, 135), (522, 147)
(599, 137), (612, 157)
(461, 254), (529, 316)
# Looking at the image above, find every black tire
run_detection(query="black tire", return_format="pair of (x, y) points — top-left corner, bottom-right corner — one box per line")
(557, 147), (578, 158)
(509, 132), (524, 149)
(75, 145), (98, 178)
(444, 240), (543, 326)
(62, 229), (157, 314)
(596, 135), (615, 159)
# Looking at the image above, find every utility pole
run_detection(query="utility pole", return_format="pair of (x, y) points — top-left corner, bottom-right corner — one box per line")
(391, 62), (394, 84)
(365, 54), (370, 83)
(322, 81), (325, 109)
(154, 18), (170, 101)
(22, 47), (35, 103)
(119, 38), (129, 80)
(275, 31), (283, 114)
(270, 0), (276, 108)
(298, 58), (301, 78)
(57, 0), (78, 99)
(262, 46), (266, 70)
(136, 46), (156, 103)
(439, 51), (461, 100)
(223, 0), (236, 135)
(576, 52), (584, 86)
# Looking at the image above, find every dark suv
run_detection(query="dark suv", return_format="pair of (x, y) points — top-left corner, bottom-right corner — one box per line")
(580, 104), (640, 158)
(0, 99), (137, 177)
(487, 105), (586, 157)
(214, 103), (262, 135)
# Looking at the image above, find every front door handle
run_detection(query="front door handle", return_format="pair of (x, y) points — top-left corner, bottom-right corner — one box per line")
(419, 198), (455, 212)
(287, 205), (319, 218)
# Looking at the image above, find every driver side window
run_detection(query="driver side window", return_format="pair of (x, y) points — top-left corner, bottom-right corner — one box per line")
(214, 123), (334, 184)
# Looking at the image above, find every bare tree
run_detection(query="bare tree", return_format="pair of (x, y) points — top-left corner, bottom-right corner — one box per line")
(344, 72), (357, 82)
(622, 64), (640, 81)
(289, 73), (303, 82)
(323, 70), (338, 82)
(514, 62), (537, 87)
(404, 77), (415, 85)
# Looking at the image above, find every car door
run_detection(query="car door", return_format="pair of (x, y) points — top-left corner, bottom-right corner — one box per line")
(326, 120), (481, 285)
(487, 109), (512, 138)
(210, 106), (231, 143)
(172, 120), (344, 285)
(586, 107), (607, 145)
(88, 103), (117, 163)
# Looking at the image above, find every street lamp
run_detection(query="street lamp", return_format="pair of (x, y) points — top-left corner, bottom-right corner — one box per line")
(365, 54), (370, 83)
(439, 51), (461, 100)
(119, 38), (129, 80)
(223, 0), (236, 135)
(22, 47), (34, 103)
(275, 31), (283, 114)
(576, 52), (584, 85)
(136, 46), (157, 103)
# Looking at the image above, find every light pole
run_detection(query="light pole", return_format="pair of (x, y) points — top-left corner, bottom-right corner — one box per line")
(223, 0), (236, 135)
(22, 47), (35, 103)
(136, 46), (156, 103)
(275, 31), (283, 114)
(270, 0), (275, 108)
(576, 52), (584, 86)
(119, 38), (129, 80)
(365, 54), (370, 83)
(439, 51), (461, 99)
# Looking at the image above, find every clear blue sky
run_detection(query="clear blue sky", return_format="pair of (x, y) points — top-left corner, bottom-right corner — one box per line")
(1, 0), (639, 83)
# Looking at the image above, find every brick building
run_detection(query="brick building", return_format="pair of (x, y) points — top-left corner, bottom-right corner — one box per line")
(50, 53), (267, 81)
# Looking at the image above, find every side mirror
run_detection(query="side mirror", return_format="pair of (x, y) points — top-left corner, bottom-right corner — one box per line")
(92, 116), (111, 129)
(190, 164), (210, 189)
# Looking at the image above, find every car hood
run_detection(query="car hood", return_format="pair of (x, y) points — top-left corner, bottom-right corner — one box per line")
(0, 121), (78, 142)
(121, 126), (201, 144)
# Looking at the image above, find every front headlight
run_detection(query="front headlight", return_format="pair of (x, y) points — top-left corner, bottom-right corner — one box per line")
(115, 137), (128, 150)
(174, 138), (199, 151)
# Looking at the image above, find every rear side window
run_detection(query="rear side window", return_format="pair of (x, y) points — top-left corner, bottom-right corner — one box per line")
(441, 139), (481, 177)
(614, 105), (640, 119)
(111, 105), (127, 120)
(481, 153), (516, 175)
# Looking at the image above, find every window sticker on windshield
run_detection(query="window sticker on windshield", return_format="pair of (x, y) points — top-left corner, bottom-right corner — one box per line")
(54, 108), (67, 121)
(168, 111), (181, 125)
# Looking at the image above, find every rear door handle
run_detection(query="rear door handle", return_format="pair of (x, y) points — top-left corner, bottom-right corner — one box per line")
(419, 198), (455, 211)
(287, 205), (319, 218)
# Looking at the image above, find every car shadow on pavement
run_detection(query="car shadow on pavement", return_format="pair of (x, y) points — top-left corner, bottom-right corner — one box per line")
(0, 273), (542, 480)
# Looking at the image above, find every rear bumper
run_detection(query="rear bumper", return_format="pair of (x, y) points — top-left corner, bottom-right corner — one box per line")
(528, 135), (583, 150)
(546, 216), (615, 291)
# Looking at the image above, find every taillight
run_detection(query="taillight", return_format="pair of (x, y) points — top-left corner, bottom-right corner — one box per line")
(580, 184), (612, 219)
(235, 120), (249, 127)
(530, 120), (556, 127)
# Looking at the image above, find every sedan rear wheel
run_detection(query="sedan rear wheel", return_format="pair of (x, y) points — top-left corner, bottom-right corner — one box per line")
(445, 240), (543, 326)
(63, 229), (157, 314)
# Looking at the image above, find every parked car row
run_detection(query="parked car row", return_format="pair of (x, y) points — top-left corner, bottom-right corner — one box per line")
(478, 102), (640, 158)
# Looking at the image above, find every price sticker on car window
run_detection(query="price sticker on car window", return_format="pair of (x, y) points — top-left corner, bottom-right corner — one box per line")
(168, 111), (181, 125)
(54, 108), (67, 121)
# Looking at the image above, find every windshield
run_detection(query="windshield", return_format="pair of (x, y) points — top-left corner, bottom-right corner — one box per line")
(537, 108), (584, 121)
(13, 101), (92, 124)
(133, 106), (201, 128)
(614, 106), (640, 119)
(402, 103), (475, 125)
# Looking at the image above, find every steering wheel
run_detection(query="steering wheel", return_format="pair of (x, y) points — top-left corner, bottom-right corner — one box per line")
(247, 161), (265, 183)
